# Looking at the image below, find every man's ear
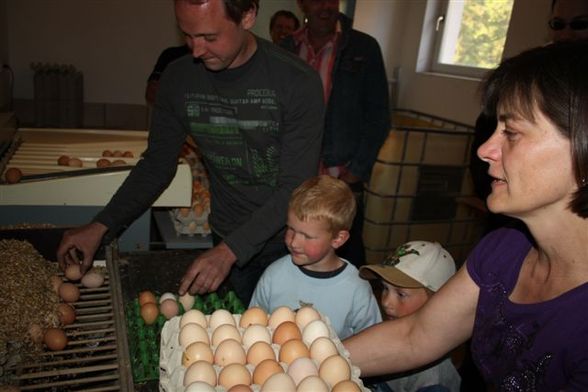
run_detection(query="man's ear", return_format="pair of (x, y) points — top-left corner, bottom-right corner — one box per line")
(331, 230), (350, 249)
(240, 7), (257, 30)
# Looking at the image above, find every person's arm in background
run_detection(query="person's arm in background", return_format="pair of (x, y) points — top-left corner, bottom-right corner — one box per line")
(344, 34), (390, 183)
(344, 266), (477, 377)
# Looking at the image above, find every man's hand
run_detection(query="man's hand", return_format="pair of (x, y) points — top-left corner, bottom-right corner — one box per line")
(339, 170), (361, 185)
(178, 242), (237, 295)
(57, 222), (108, 274)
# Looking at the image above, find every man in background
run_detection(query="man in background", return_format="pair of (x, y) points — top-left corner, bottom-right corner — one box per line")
(269, 10), (300, 44)
(145, 44), (190, 106)
(281, 0), (390, 267)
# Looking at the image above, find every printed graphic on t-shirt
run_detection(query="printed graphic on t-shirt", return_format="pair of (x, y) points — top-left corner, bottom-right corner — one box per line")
(185, 90), (280, 187)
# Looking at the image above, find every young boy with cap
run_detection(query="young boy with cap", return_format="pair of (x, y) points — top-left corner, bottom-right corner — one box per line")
(359, 241), (461, 392)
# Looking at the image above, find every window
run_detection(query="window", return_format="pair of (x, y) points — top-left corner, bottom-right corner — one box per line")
(427, 0), (515, 78)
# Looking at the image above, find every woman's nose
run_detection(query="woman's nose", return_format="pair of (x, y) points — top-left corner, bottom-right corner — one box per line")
(477, 128), (501, 164)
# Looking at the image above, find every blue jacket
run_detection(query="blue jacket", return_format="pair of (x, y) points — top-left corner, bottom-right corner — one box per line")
(282, 14), (391, 181)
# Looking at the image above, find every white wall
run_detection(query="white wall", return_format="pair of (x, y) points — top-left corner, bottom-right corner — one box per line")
(4, 0), (553, 124)
(353, 0), (552, 125)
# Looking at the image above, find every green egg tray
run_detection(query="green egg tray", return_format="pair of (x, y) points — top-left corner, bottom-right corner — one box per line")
(125, 291), (245, 383)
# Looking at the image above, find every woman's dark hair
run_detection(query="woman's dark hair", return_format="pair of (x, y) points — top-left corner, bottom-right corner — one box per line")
(481, 41), (588, 218)
(269, 10), (301, 32)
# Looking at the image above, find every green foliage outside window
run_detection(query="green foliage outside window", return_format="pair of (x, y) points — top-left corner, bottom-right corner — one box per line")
(454, 0), (514, 69)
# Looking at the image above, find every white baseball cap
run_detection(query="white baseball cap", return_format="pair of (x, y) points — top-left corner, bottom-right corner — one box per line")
(359, 241), (456, 292)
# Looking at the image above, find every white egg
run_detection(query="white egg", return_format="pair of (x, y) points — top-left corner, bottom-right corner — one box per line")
(181, 309), (208, 329)
(159, 292), (176, 304)
(302, 319), (330, 346)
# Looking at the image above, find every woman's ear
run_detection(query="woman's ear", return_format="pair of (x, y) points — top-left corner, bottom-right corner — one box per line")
(331, 230), (350, 249)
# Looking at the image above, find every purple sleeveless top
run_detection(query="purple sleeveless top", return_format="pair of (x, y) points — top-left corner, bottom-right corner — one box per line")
(467, 228), (588, 391)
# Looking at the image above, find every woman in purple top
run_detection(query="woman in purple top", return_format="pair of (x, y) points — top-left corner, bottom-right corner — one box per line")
(344, 40), (588, 391)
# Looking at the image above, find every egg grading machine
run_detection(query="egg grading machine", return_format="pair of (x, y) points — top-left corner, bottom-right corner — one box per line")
(0, 112), (192, 251)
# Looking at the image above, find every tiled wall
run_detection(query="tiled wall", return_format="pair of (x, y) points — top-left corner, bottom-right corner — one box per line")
(13, 99), (149, 130)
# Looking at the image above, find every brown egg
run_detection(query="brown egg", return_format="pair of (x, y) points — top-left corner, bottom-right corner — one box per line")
(214, 338), (246, 367)
(319, 355), (351, 387)
(183, 341), (214, 367)
(160, 299), (179, 319)
(228, 385), (253, 392)
(309, 336), (338, 365)
(184, 360), (217, 387)
(247, 341), (275, 366)
(64, 264), (83, 281)
(4, 167), (22, 184)
(102, 150), (113, 157)
(138, 290), (157, 306)
(295, 306), (321, 329)
(278, 339), (309, 365)
(140, 303), (159, 325)
(272, 321), (301, 345)
(253, 358), (283, 386)
(49, 275), (63, 294)
(218, 363), (251, 390)
(111, 159), (127, 166)
(268, 306), (296, 329)
(59, 282), (80, 303)
(193, 204), (205, 217)
(96, 158), (111, 168)
(331, 380), (362, 392)
(122, 150), (134, 158)
(57, 155), (70, 165)
(112, 150), (123, 157)
(68, 157), (83, 167)
(240, 306), (269, 328)
(44, 328), (68, 351)
(57, 303), (76, 325)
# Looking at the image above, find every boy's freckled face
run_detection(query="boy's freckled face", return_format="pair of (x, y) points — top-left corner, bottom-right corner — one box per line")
(380, 281), (429, 320)
(285, 211), (340, 271)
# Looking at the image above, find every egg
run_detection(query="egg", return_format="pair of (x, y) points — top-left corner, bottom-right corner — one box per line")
(80, 269), (105, 288)
(185, 381), (216, 392)
(295, 306), (321, 329)
(246, 341), (276, 366)
(59, 282), (80, 303)
(272, 321), (301, 345)
(123, 150), (134, 158)
(309, 337), (338, 365)
(96, 158), (111, 168)
(112, 150), (123, 157)
(319, 355), (351, 387)
(212, 323), (242, 346)
(184, 360), (217, 387)
(179, 323), (210, 347)
(261, 372), (296, 392)
(253, 358), (283, 386)
(49, 275), (63, 294)
(228, 385), (253, 392)
(44, 328), (68, 351)
(302, 319), (330, 346)
(278, 339), (310, 365)
(242, 324), (271, 349)
(111, 159), (127, 166)
(179, 293), (195, 311)
(159, 292), (176, 303)
(160, 299), (179, 319)
(240, 306), (268, 328)
(138, 290), (157, 306)
(209, 309), (236, 330)
(287, 357), (318, 386)
(268, 306), (296, 329)
(183, 341), (214, 366)
(102, 150), (113, 157)
(214, 338), (246, 366)
(68, 157), (83, 167)
(64, 264), (83, 281)
(181, 309), (208, 329)
(57, 155), (70, 165)
(4, 167), (22, 184)
(218, 363), (251, 390)
(140, 303), (159, 325)
(331, 380), (362, 392)
(57, 303), (76, 325)
(296, 375), (329, 392)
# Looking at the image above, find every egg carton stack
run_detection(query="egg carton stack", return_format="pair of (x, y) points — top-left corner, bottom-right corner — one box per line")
(159, 306), (369, 392)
